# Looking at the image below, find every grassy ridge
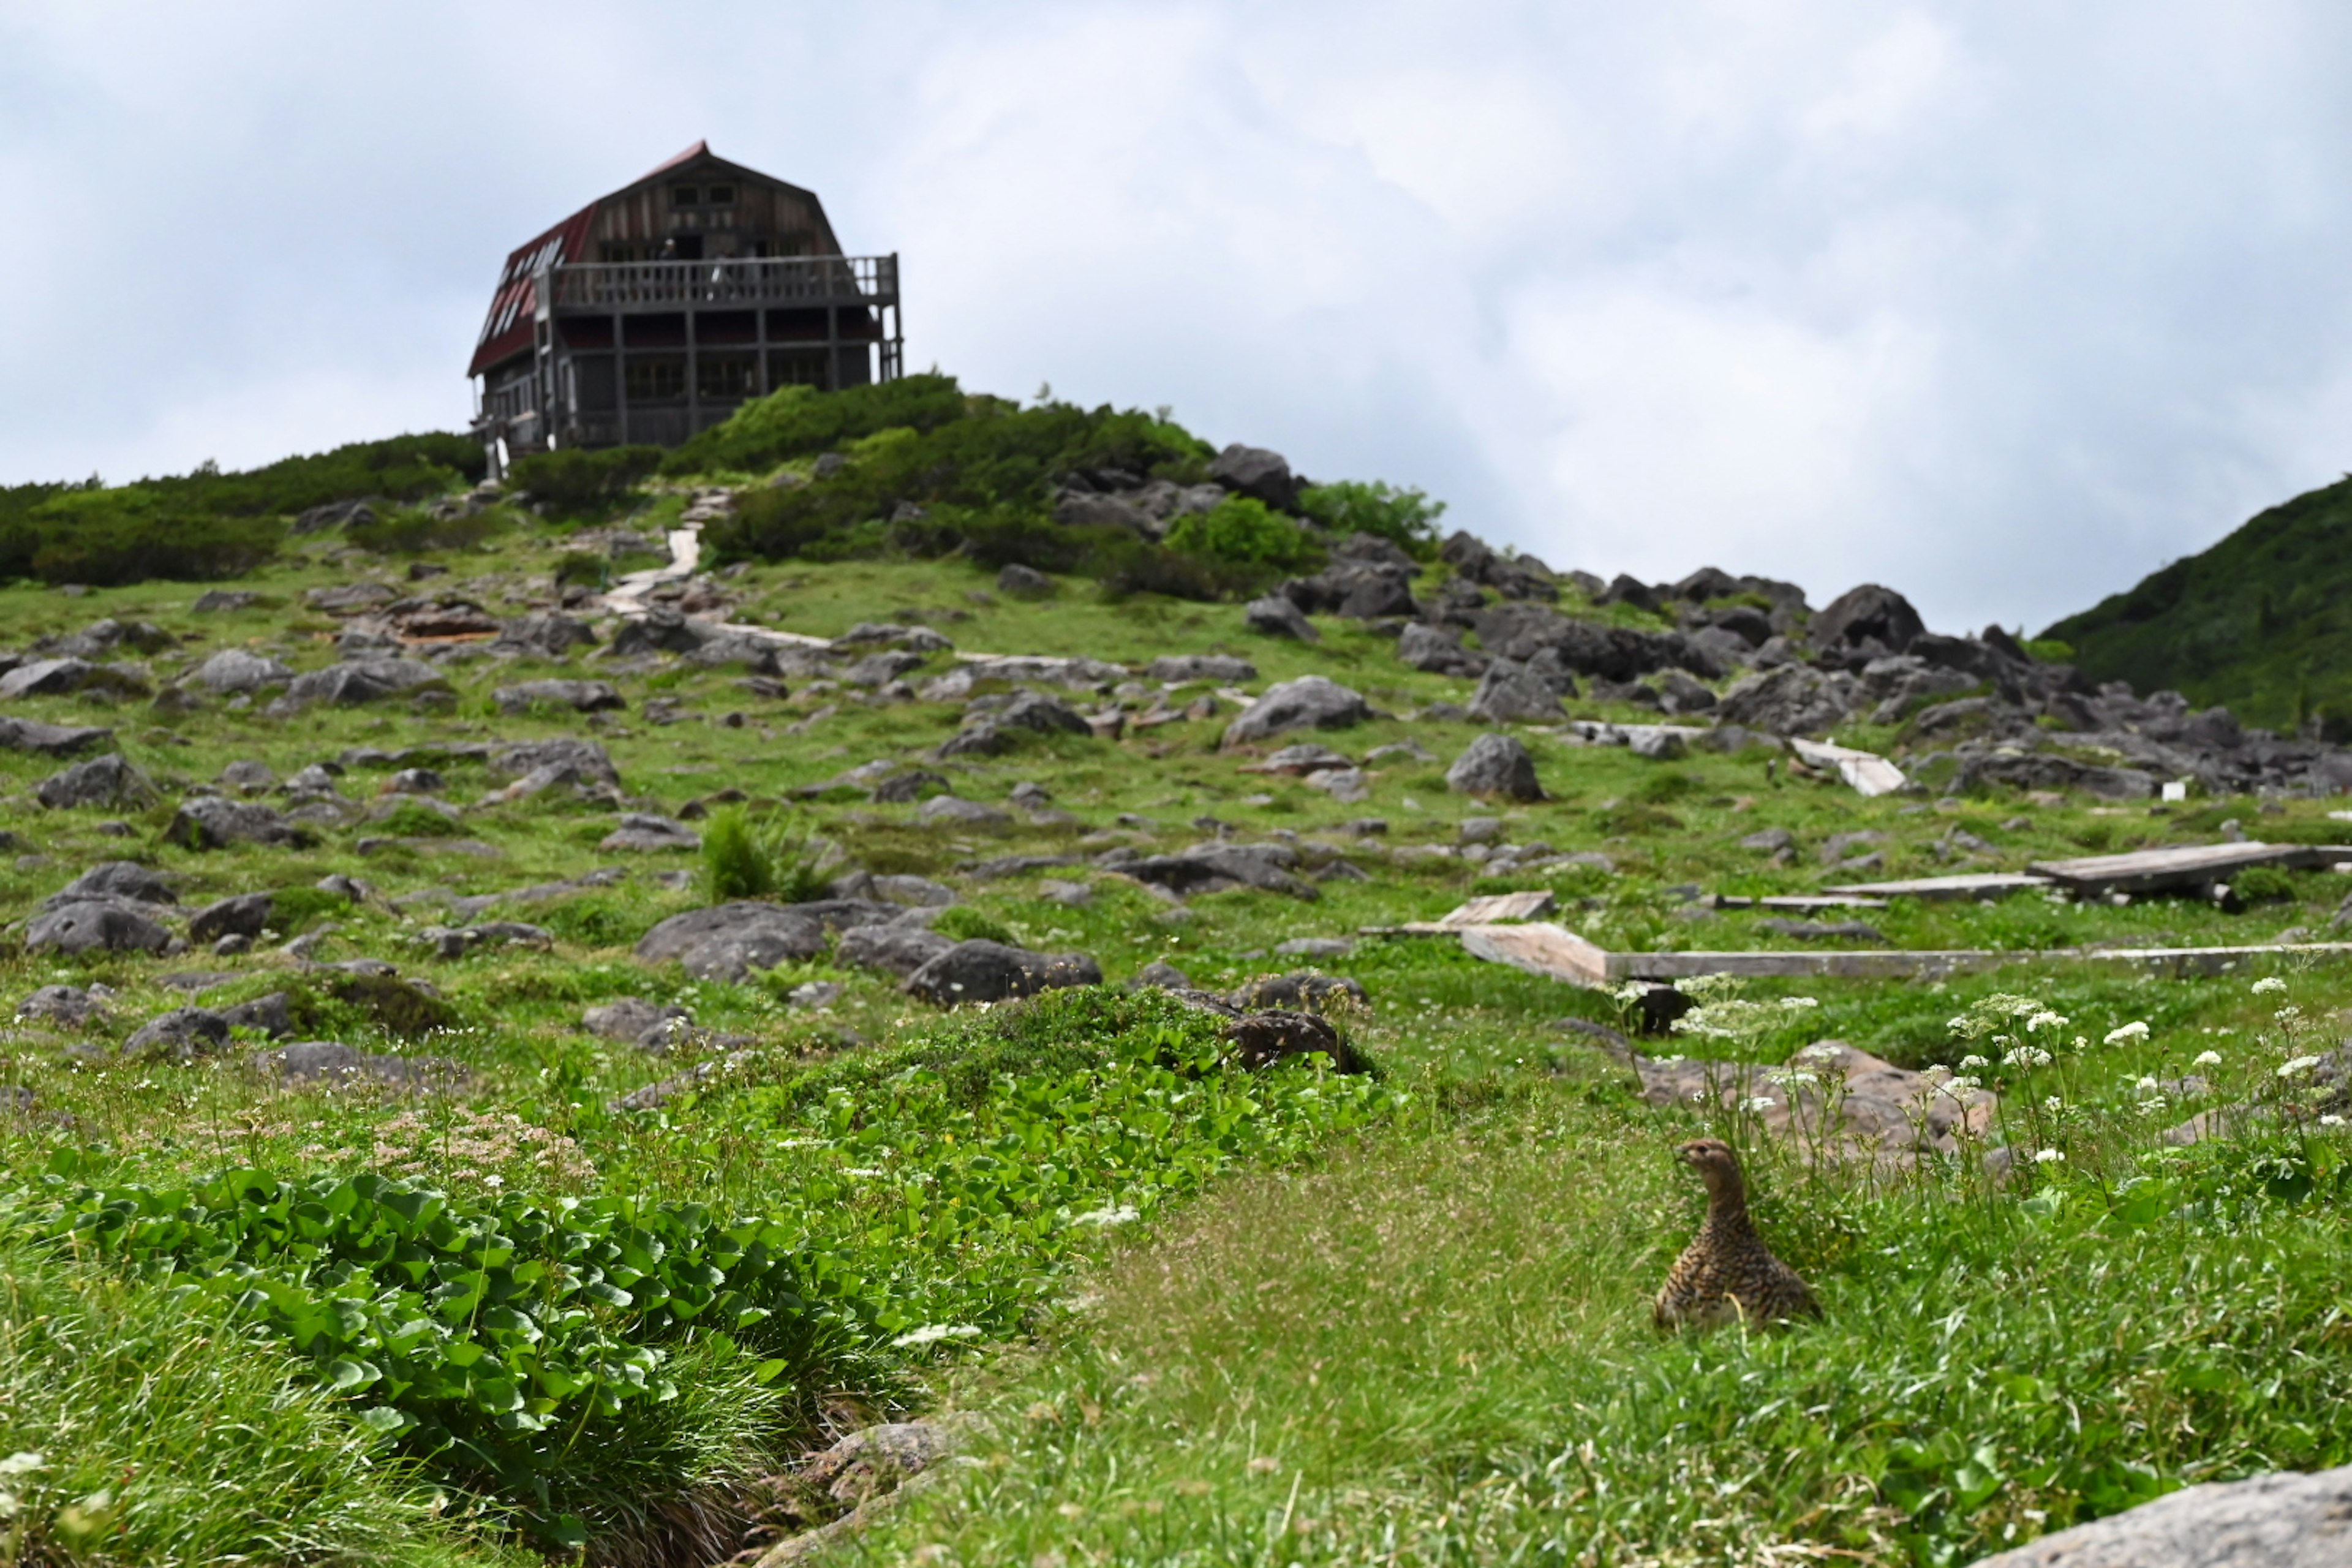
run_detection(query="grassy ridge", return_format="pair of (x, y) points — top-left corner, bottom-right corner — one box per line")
(2041, 473), (2352, 731)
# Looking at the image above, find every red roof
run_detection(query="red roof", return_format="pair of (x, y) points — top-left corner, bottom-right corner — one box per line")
(466, 141), (714, 379)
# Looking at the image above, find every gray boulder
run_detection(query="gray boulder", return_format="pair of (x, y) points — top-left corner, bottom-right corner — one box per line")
(26, 902), (172, 955)
(633, 902), (831, 982)
(494, 679), (624, 714)
(1812, 584), (1925, 657)
(17, 985), (106, 1027)
(1467, 660), (1566, 723)
(583, 997), (692, 1046)
(36, 754), (159, 811)
(124, 1007), (232, 1061)
(168, 797), (302, 850)
(494, 612), (598, 658)
(836, 923), (957, 978)
(46, 861), (175, 908)
(1714, 665), (1858, 737)
(1123, 843), (1321, 900)
(255, 1041), (467, 1093)
(995, 563), (1055, 599)
(998, 690), (1090, 736)
(1222, 676), (1371, 748)
(598, 814), (702, 853)
(1397, 622), (1488, 677)
(1966, 1463), (2352, 1567)
(0, 658), (151, 701)
(192, 649), (293, 693)
(1243, 595), (1318, 642)
(917, 796), (1010, 828)
(489, 737), (620, 788)
(281, 658), (443, 707)
(903, 940), (1103, 1007)
(189, 892), (276, 943)
(0, 717), (114, 756)
(1231, 971), (1370, 1013)
(1446, 733), (1544, 801)
(217, 759), (277, 793)
(1207, 443), (1301, 510)
(1147, 654), (1257, 683)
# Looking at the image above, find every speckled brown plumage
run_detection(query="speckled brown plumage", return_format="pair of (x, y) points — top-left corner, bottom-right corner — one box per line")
(1653, 1137), (1821, 1330)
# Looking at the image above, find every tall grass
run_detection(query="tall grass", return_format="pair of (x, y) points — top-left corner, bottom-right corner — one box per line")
(700, 807), (829, 904)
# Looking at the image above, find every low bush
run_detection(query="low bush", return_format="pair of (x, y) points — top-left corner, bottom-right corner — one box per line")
(1164, 496), (1325, 573)
(2230, 863), (2298, 903)
(660, 375), (972, 477)
(505, 446), (663, 517)
(931, 906), (1019, 946)
(1297, 479), (1447, 558)
(701, 808), (829, 904)
(345, 506), (509, 556)
(0, 488), (284, 586)
(553, 550), (607, 587)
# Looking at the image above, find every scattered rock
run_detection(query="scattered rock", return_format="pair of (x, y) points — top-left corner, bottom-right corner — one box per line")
(1123, 843), (1321, 900)
(192, 649), (294, 693)
(1146, 654), (1256, 683)
(279, 658), (444, 709)
(1445, 733), (1544, 801)
(1397, 622), (1489, 677)
(1222, 676), (1370, 747)
(1231, 971), (1369, 1014)
(1965, 1461), (2352, 1568)
(1243, 595), (1318, 641)
(36, 754), (159, 811)
(45, 861), (175, 908)
(0, 717), (115, 756)
(1226, 1010), (1366, 1072)
(916, 796), (1011, 828)
(123, 1007), (232, 1061)
(995, 562), (1055, 598)
(1129, 959), (1194, 990)
(836, 923), (957, 978)
(1207, 443), (1300, 510)
(903, 941), (1102, 1006)
(189, 892), (276, 943)
(634, 902), (832, 982)
(255, 1041), (469, 1094)
(167, 797), (303, 851)
(17, 985), (107, 1027)
(0, 658), (151, 701)
(25, 902), (172, 955)
(1468, 660), (1566, 723)
(1630, 729), (1687, 761)
(495, 679), (625, 714)
(598, 814), (703, 853)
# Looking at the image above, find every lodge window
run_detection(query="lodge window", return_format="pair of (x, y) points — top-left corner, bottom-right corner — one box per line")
(672, 186), (701, 206)
(707, 183), (736, 205)
(698, 354), (758, 400)
(624, 356), (686, 402)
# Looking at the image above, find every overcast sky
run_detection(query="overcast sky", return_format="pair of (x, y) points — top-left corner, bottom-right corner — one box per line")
(4, 1), (2350, 634)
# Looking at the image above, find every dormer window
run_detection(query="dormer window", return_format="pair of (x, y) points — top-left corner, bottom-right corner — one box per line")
(672, 186), (701, 207)
(707, 183), (736, 205)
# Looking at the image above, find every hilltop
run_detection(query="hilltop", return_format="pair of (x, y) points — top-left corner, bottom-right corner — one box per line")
(0, 377), (2348, 1566)
(2041, 472), (2352, 733)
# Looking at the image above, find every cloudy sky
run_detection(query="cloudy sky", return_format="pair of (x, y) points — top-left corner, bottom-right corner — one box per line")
(4, 1), (2350, 634)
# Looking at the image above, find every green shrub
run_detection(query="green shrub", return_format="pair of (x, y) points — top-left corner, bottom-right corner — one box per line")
(662, 375), (972, 477)
(701, 807), (829, 904)
(2024, 637), (2076, 662)
(369, 799), (466, 839)
(1164, 496), (1325, 572)
(344, 506), (508, 556)
(554, 550), (607, 587)
(932, 906), (1019, 946)
(505, 446), (663, 517)
(2231, 864), (2299, 903)
(1297, 480), (1447, 558)
(0, 488), (284, 586)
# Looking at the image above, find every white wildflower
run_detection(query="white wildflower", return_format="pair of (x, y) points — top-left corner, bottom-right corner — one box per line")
(1798, 1042), (1844, 1062)
(2134, 1076), (2162, 1096)
(2253, 976), (2288, 995)
(1959, 1055), (1990, 1071)
(1741, 1096), (1779, 1114)
(2275, 1005), (2304, 1024)
(2104, 1022), (2150, 1046)
(2045, 1095), (2066, 1113)
(2278, 1055), (2323, 1079)
(1944, 1075), (1983, 1094)
(891, 1324), (983, 1349)
(1765, 1068), (1820, 1088)
(2034, 1148), (2065, 1164)
(2193, 1050), (2223, 1068)
(2026, 1011), (2068, 1034)
(2322, 1115), (2347, 1129)
(1782, 997), (1821, 1011)
(2002, 1046), (2054, 1069)
(1071, 1205), (1140, 1227)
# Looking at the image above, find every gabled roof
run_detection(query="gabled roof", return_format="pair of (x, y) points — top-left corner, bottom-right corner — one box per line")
(467, 142), (842, 379)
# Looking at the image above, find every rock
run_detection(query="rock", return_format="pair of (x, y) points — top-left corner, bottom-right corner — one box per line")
(837, 923), (957, 978)
(1207, 443), (1300, 510)
(291, 499), (378, 535)
(998, 690), (1091, 736)
(1222, 676), (1371, 747)
(1397, 622), (1489, 677)
(1811, 584), (1925, 658)
(192, 649), (294, 693)
(1714, 665), (1858, 737)
(1756, 918), (1887, 942)
(1304, 767), (1371, 803)
(255, 1041), (467, 1093)
(1146, 654), (1257, 683)
(1226, 1010), (1366, 1072)
(36, 754), (159, 811)
(492, 612), (598, 657)
(167, 797), (302, 851)
(1446, 733), (1544, 801)
(280, 658), (443, 708)
(189, 892), (276, 943)
(1439, 532), (1558, 603)
(1655, 669), (1717, 714)
(916, 796), (1010, 828)
(1248, 743), (1354, 776)
(489, 737), (620, 788)
(1630, 729), (1687, 761)
(192, 589), (259, 612)
(1275, 937), (1355, 959)
(415, 922), (552, 960)
(788, 981), (843, 1009)
(598, 814), (702, 853)
(903, 940), (1102, 1006)
(46, 861), (175, 908)
(26, 901), (172, 954)
(17, 985), (105, 1027)
(633, 902), (831, 981)
(996, 563), (1055, 598)
(219, 992), (294, 1038)
(1231, 971), (1370, 1013)
(1123, 843), (1321, 900)
(583, 997), (692, 1045)
(1740, 827), (1795, 854)
(1953, 752), (2155, 801)
(218, 759), (277, 793)
(1129, 959), (1194, 990)
(1965, 1463), (2352, 1568)
(123, 1007), (232, 1061)
(1243, 595), (1318, 641)
(495, 679), (624, 714)
(1468, 659), (1566, 723)
(0, 717), (114, 756)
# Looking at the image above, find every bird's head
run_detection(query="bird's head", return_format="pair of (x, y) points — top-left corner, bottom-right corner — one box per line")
(1675, 1137), (1746, 1200)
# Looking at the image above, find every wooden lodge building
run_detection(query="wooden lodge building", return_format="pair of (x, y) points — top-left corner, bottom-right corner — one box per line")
(467, 142), (902, 472)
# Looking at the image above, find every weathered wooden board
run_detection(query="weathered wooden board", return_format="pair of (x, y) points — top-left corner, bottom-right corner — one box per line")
(1366, 889), (1561, 936)
(1613, 948), (2010, 981)
(2030, 841), (2313, 895)
(1789, 737), (1907, 797)
(1819, 873), (2053, 902)
(1455, 922), (1610, 985)
(2083, 941), (2352, 977)
(1713, 894), (1891, 911)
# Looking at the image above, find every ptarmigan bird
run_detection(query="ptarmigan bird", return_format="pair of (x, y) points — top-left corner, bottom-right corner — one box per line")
(1653, 1138), (1822, 1330)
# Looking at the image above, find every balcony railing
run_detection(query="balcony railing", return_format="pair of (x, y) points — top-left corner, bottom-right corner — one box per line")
(545, 254), (897, 312)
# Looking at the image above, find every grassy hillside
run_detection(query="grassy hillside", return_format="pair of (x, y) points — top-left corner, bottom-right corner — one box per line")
(0, 382), (2345, 1564)
(2041, 473), (2352, 731)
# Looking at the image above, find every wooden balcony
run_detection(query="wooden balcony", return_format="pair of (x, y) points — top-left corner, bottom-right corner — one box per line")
(545, 254), (897, 314)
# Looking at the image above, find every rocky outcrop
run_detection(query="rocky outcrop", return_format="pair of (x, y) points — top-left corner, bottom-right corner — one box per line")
(1966, 1463), (2352, 1567)
(1222, 677), (1371, 747)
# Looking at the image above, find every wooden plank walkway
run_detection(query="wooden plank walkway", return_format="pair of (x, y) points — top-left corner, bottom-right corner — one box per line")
(2029, 842), (2315, 895)
(1455, 921), (2352, 989)
(1713, 894), (1891, 911)
(1819, 872), (2053, 901)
